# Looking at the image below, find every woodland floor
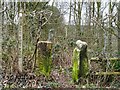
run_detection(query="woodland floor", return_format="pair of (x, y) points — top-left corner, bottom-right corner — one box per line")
(1, 51), (120, 89)
(1, 63), (120, 89)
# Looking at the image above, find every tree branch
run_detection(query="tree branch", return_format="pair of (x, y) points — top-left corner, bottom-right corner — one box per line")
(91, 17), (120, 39)
(0, 7), (7, 13)
(41, 10), (53, 27)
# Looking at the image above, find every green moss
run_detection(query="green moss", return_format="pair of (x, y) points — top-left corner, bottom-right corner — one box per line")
(110, 60), (120, 71)
(72, 48), (80, 83)
(36, 46), (52, 77)
(72, 47), (89, 83)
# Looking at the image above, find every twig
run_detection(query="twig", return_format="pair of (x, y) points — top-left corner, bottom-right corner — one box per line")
(41, 10), (52, 27)
(0, 7), (7, 13)
(31, 37), (39, 72)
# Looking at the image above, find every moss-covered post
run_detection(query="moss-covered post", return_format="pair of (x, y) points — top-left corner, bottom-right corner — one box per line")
(36, 41), (52, 77)
(72, 40), (89, 84)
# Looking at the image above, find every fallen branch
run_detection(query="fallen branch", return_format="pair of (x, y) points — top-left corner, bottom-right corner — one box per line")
(96, 72), (120, 75)
(90, 57), (120, 61)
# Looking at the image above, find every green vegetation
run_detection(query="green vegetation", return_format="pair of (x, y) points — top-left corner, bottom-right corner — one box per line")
(72, 48), (80, 83)
(1, 1), (120, 89)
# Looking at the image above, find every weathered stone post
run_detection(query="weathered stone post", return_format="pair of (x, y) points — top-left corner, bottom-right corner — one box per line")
(72, 40), (89, 84)
(36, 41), (52, 77)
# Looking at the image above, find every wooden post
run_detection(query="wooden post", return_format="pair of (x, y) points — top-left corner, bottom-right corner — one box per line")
(36, 41), (52, 77)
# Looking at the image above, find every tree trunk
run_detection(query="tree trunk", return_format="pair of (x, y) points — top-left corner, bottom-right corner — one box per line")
(69, 0), (72, 25)
(0, 1), (4, 88)
(73, 1), (83, 39)
(108, 1), (114, 57)
(0, 0), (2, 71)
(96, 2), (104, 54)
(77, 2), (82, 38)
(18, 7), (23, 73)
(118, 2), (120, 58)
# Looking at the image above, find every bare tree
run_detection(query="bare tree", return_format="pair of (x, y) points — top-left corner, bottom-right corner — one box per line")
(18, 3), (23, 73)
(117, 2), (120, 57)
(96, 2), (104, 55)
(0, 0), (3, 72)
(107, 1), (115, 57)
(73, 1), (83, 39)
